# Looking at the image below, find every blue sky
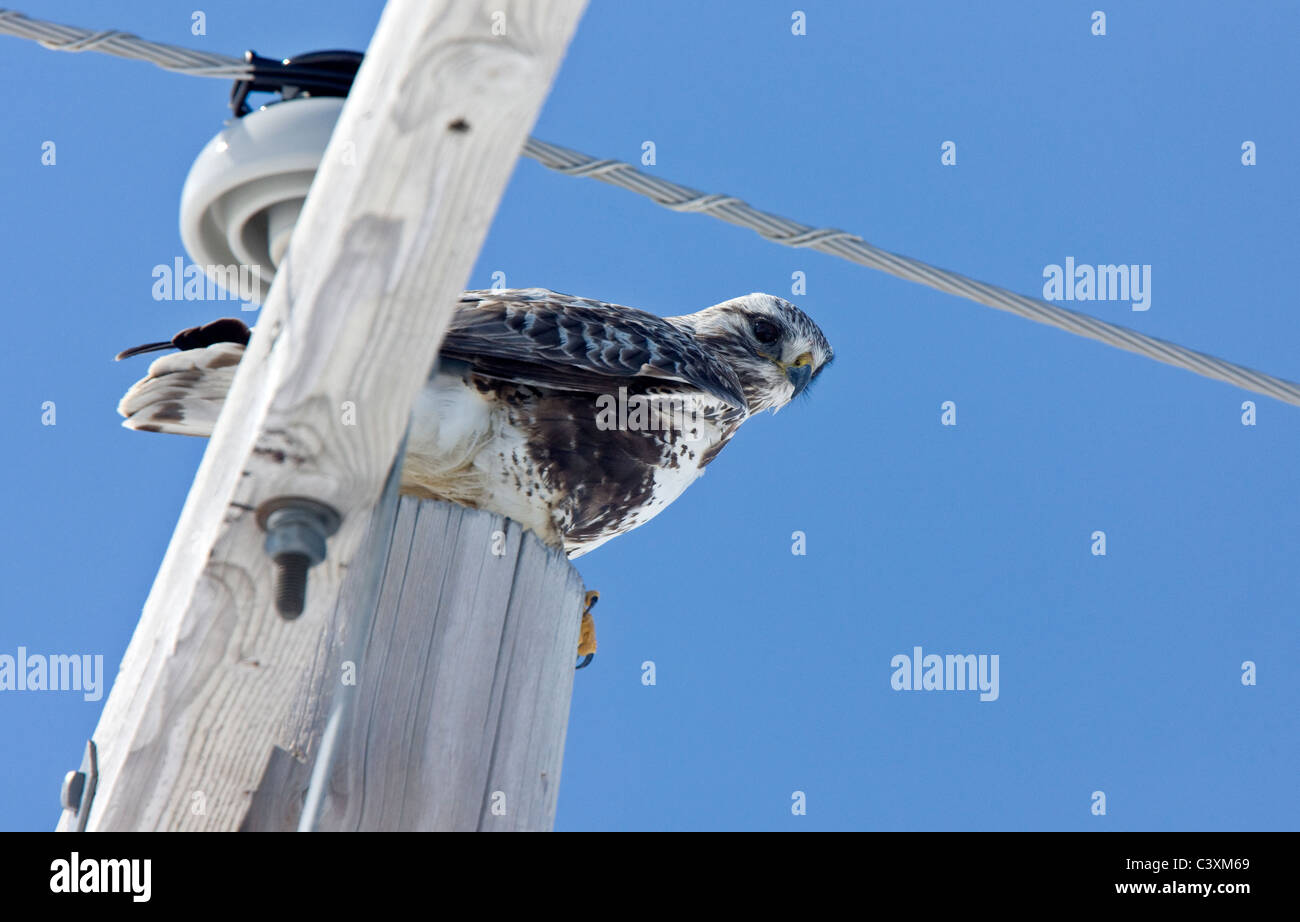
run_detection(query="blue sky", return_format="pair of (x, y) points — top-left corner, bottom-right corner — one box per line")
(2, 1), (1296, 831)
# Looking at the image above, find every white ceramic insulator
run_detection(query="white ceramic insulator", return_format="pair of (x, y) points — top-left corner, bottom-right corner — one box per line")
(179, 96), (344, 304)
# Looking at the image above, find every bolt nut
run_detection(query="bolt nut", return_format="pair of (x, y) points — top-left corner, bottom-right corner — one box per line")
(263, 513), (330, 564)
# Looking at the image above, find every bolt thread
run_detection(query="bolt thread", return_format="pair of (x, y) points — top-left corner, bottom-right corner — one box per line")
(274, 552), (310, 618)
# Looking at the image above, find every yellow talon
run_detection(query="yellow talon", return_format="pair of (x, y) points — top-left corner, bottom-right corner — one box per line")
(577, 590), (598, 665)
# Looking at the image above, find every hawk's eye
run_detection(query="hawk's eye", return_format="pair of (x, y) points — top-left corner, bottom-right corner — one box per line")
(751, 318), (780, 345)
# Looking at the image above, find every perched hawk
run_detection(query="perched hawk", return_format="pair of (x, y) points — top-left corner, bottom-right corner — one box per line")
(117, 289), (833, 558)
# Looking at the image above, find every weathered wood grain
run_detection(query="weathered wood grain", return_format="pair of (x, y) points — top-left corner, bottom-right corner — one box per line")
(242, 498), (585, 831)
(59, 0), (587, 832)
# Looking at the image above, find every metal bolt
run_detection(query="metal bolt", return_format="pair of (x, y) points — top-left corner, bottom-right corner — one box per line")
(61, 770), (86, 812)
(61, 740), (98, 831)
(256, 497), (341, 619)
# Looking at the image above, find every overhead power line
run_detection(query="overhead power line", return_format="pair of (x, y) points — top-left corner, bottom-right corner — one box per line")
(4, 7), (1297, 407)
(0, 8), (249, 77)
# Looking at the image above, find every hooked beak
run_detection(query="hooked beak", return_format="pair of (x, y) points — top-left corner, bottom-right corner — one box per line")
(784, 360), (812, 397)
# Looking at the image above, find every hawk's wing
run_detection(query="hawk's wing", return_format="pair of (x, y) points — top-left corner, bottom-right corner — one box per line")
(443, 289), (747, 409)
(116, 289), (750, 436)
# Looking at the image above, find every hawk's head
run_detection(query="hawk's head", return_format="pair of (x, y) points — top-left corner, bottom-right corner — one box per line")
(675, 294), (834, 414)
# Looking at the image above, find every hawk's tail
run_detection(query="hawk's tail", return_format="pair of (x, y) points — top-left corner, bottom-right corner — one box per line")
(117, 341), (245, 437)
(116, 318), (250, 437)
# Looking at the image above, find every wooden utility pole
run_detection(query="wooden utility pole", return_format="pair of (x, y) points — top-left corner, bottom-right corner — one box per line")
(58, 0), (587, 832)
(241, 497), (586, 831)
